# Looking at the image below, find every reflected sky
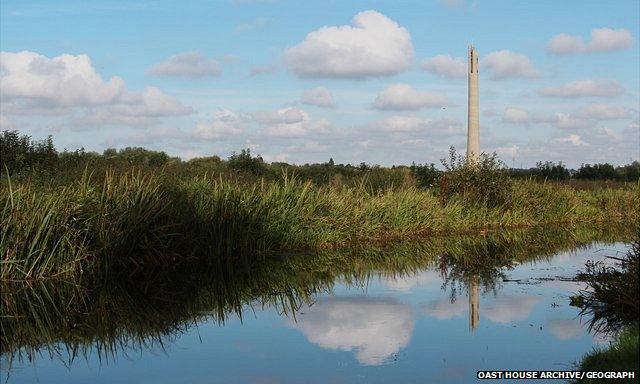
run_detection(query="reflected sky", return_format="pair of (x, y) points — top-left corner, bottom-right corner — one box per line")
(1, 242), (631, 383)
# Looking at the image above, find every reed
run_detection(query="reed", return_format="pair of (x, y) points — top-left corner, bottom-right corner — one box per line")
(1, 169), (638, 281)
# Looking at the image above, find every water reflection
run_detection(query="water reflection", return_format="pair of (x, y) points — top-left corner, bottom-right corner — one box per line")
(293, 297), (413, 366)
(0, 225), (634, 381)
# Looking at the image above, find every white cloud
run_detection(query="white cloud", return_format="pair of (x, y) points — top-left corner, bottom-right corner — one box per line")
(0, 51), (191, 127)
(292, 297), (414, 366)
(538, 79), (623, 98)
(71, 86), (192, 127)
(481, 50), (539, 79)
(252, 107), (306, 125)
(284, 10), (413, 78)
(301, 87), (335, 108)
(546, 34), (586, 55)
(194, 109), (245, 139)
(149, 52), (221, 78)
(495, 145), (519, 158)
(1, 51), (124, 106)
(369, 115), (463, 135)
(373, 84), (449, 110)
(421, 54), (467, 78)
(555, 112), (596, 130)
(253, 107), (331, 138)
(555, 134), (588, 146)
(546, 28), (634, 54)
(502, 107), (531, 123)
(580, 104), (629, 120)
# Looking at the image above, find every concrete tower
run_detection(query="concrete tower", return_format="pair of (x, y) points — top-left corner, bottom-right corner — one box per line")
(467, 45), (480, 163)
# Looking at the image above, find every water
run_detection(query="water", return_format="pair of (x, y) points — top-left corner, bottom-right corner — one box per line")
(0, 234), (631, 383)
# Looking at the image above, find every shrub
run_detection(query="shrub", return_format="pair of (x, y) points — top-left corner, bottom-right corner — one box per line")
(438, 147), (513, 207)
(410, 162), (441, 188)
(227, 149), (269, 176)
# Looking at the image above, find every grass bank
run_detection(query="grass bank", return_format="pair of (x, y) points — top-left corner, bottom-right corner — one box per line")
(2, 167), (638, 281)
(578, 323), (639, 383)
(573, 234), (639, 381)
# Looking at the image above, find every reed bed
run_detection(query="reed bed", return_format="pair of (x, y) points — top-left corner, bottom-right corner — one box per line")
(1, 170), (638, 281)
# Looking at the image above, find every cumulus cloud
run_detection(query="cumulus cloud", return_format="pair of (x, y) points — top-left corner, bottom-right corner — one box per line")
(284, 10), (413, 78)
(481, 50), (539, 79)
(555, 134), (588, 146)
(369, 115), (463, 135)
(1, 51), (124, 106)
(73, 87), (192, 127)
(538, 79), (623, 98)
(373, 84), (449, 110)
(193, 109), (245, 139)
(547, 28), (634, 55)
(502, 107), (532, 124)
(0, 51), (191, 127)
(501, 107), (605, 129)
(421, 54), (467, 78)
(253, 107), (331, 138)
(149, 52), (221, 78)
(580, 104), (630, 120)
(292, 297), (414, 366)
(494, 145), (519, 158)
(301, 87), (335, 108)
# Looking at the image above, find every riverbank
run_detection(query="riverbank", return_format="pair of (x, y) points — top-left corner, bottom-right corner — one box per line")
(2, 168), (638, 281)
(574, 236), (639, 382)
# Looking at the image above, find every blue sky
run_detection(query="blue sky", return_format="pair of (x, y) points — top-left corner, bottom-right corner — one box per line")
(1, 0), (638, 167)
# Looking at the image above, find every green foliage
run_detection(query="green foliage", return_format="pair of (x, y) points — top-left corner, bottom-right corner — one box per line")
(574, 233), (639, 333)
(576, 163), (619, 181)
(410, 162), (441, 188)
(535, 161), (570, 180)
(577, 323), (639, 381)
(439, 147), (513, 207)
(227, 148), (269, 176)
(0, 130), (58, 176)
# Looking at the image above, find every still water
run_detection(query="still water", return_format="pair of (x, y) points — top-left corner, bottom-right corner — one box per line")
(0, 237), (630, 383)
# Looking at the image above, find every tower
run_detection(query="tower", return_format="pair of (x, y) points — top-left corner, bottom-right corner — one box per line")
(467, 45), (480, 163)
(469, 275), (480, 333)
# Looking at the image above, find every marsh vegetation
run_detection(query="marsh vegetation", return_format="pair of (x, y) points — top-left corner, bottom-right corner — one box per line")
(1, 132), (638, 282)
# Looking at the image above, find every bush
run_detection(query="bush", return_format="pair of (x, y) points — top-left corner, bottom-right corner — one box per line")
(535, 161), (570, 180)
(0, 130), (58, 176)
(410, 162), (441, 188)
(573, 233), (639, 333)
(439, 147), (513, 207)
(227, 149), (269, 176)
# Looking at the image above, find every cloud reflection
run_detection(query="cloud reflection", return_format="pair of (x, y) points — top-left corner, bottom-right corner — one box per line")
(483, 295), (541, 324)
(548, 318), (585, 340)
(381, 269), (441, 292)
(292, 297), (414, 365)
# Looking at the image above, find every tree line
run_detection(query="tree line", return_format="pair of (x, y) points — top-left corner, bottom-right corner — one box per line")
(1, 130), (638, 184)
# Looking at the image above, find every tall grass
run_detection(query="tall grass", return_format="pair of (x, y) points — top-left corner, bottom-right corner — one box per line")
(1, 169), (638, 281)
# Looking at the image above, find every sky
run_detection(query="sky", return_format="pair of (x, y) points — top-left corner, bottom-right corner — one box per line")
(1, 0), (638, 167)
